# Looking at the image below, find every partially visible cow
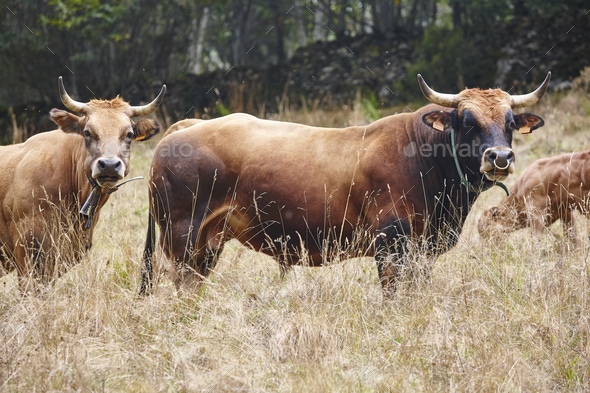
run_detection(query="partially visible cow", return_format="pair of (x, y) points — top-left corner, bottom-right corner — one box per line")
(163, 118), (204, 138)
(0, 77), (165, 290)
(140, 73), (550, 296)
(479, 150), (590, 244)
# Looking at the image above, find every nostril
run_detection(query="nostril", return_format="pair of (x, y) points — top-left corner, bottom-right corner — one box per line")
(488, 152), (497, 161)
(114, 161), (122, 170)
(97, 159), (106, 170)
(507, 151), (515, 161)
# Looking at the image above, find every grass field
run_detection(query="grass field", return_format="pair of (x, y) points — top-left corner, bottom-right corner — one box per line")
(2, 79), (590, 391)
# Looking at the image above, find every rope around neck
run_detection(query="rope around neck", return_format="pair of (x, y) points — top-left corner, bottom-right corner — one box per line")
(80, 174), (144, 229)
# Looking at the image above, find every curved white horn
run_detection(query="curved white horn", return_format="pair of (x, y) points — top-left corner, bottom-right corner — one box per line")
(129, 85), (167, 117)
(510, 72), (551, 109)
(58, 76), (87, 113)
(417, 74), (460, 108)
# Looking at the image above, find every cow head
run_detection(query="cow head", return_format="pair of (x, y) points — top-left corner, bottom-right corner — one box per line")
(419, 73), (550, 184)
(49, 77), (165, 187)
(478, 206), (514, 239)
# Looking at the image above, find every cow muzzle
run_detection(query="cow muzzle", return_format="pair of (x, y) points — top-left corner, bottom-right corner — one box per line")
(92, 157), (125, 186)
(480, 147), (515, 181)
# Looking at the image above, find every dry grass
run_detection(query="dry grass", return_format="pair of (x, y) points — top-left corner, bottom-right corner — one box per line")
(2, 78), (590, 391)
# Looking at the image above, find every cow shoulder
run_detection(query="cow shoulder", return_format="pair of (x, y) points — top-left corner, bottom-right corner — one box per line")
(15, 131), (80, 193)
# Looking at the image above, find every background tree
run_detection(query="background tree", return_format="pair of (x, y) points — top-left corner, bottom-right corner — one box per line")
(1, 0), (589, 142)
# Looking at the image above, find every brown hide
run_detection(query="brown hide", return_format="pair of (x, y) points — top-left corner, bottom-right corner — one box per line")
(163, 118), (205, 138)
(0, 130), (106, 281)
(149, 108), (456, 282)
(145, 75), (549, 293)
(479, 151), (590, 243)
(0, 82), (163, 288)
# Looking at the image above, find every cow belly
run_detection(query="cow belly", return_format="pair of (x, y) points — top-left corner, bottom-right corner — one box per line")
(210, 200), (374, 266)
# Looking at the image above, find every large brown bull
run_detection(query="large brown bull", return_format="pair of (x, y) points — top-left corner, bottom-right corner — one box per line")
(140, 73), (550, 296)
(0, 77), (164, 289)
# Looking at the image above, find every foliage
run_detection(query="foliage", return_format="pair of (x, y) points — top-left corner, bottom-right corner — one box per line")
(396, 24), (499, 102)
(0, 0), (589, 140)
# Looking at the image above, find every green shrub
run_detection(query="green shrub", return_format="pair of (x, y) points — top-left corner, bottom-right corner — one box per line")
(395, 25), (499, 102)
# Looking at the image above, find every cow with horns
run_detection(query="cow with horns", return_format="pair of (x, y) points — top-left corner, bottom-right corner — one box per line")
(140, 73), (550, 296)
(0, 77), (165, 290)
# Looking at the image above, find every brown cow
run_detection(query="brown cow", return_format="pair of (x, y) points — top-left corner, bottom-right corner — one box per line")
(0, 77), (164, 290)
(479, 150), (590, 244)
(140, 73), (550, 296)
(162, 118), (204, 138)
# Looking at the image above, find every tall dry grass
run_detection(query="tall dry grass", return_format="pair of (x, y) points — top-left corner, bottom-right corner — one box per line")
(2, 73), (590, 391)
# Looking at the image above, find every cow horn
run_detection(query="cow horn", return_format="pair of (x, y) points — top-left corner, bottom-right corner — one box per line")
(510, 72), (551, 109)
(417, 74), (460, 108)
(58, 76), (87, 113)
(128, 85), (167, 117)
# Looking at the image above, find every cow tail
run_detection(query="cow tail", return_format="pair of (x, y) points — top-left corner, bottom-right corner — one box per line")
(139, 209), (156, 296)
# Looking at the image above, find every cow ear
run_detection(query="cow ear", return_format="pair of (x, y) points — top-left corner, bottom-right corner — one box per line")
(133, 118), (161, 141)
(422, 110), (455, 132)
(514, 113), (544, 134)
(50, 109), (82, 134)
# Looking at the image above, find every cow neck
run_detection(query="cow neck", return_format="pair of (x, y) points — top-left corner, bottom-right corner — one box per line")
(78, 168), (144, 229)
(70, 137), (110, 230)
(69, 137), (93, 200)
(449, 127), (510, 197)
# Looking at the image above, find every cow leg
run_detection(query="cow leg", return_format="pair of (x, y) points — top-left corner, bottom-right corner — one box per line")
(13, 234), (47, 294)
(139, 211), (157, 296)
(14, 241), (33, 293)
(529, 213), (545, 240)
(561, 210), (578, 247)
(374, 219), (411, 298)
(180, 240), (226, 292)
(169, 215), (230, 292)
(201, 244), (223, 276)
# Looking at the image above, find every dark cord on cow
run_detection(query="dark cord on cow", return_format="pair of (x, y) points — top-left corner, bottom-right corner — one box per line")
(80, 174), (144, 229)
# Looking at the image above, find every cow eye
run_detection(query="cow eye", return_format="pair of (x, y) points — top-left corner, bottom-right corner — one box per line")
(126, 131), (134, 140)
(84, 130), (91, 138)
(463, 117), (475, 128)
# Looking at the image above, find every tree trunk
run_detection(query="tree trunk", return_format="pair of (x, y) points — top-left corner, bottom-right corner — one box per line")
(407, 0), (420, 30)
(360, 0), (366, 34)
(66, 38), (80, 100)
(231, 24), (243, 66)
(294, 0), (306, 47)
(318, 0), (332, 39)
(432, 0), (437, 24)
(9, 107), (23, 144)
(452, 0), (462, 31)
(372, 0), (395, 35)
(334, 0), (347, 39)
(513, 0), (528, 18)
(232, 0), (257, 66)
(313, 0), (325, 41)
(394, 1), (401, 32)
(189, 6), (210, 74)
(108, 41), (115, 96)
(270, 0), (285, 64)
(370, 0), (380, 34)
